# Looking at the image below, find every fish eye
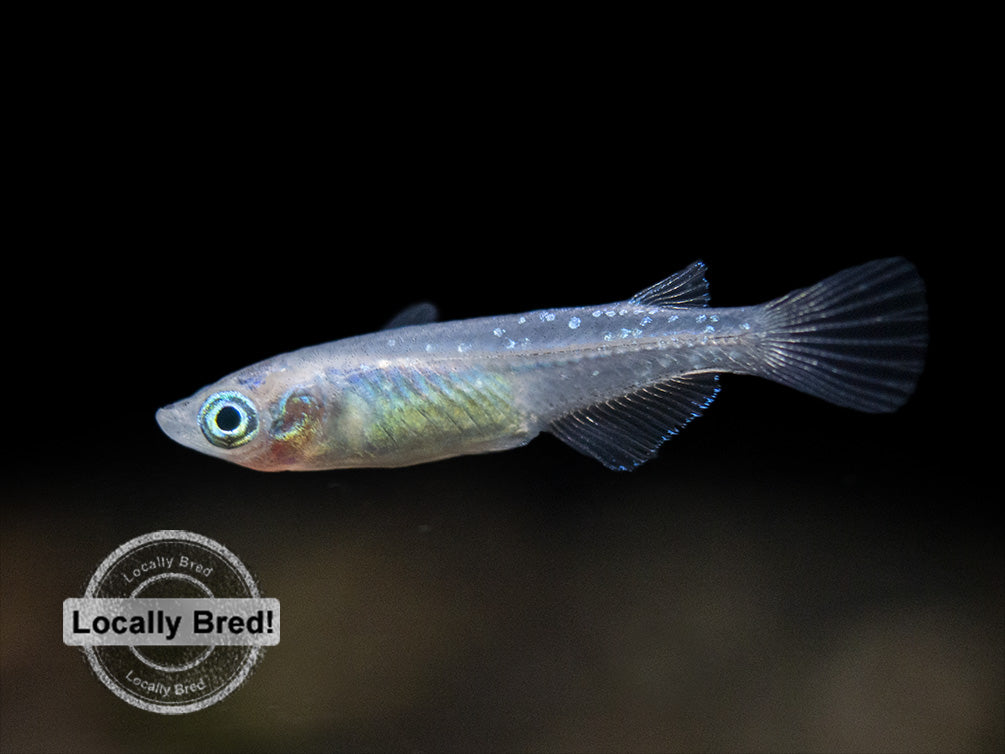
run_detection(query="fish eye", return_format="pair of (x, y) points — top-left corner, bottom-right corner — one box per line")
(199, 391), (259, 449)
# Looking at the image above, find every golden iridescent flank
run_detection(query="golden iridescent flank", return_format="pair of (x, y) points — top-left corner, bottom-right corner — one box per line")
(341, 366), (521, 455)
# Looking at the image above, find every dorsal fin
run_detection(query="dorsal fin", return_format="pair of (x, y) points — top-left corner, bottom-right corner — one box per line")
(382, 302), (439, 330)
(548, 374), (720, 470)
(629, 261), (709, 308)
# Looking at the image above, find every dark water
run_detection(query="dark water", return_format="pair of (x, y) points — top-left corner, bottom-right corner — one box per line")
(4, 242), (1000, 753)
(3, 38), (999, 748)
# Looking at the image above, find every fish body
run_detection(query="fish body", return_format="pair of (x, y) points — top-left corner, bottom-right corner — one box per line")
(156, 258), (927, 471)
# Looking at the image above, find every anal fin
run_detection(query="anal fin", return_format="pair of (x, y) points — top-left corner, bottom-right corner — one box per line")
(548, 374), (720, 471)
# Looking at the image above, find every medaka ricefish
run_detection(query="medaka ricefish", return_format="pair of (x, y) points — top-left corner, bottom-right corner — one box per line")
(156, 258), (927, 471)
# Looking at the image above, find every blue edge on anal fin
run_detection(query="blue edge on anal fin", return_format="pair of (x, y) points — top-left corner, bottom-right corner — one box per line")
(549, 374), (721, 471)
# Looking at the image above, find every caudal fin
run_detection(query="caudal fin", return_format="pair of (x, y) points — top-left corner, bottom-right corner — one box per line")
(757, 258), (928, 412)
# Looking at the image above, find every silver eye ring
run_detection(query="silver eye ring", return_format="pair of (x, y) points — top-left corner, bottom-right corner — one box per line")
(198, 391), (259, 449)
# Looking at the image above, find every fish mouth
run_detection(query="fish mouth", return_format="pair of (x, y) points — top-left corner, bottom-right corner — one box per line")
(155, 403), (192, 447)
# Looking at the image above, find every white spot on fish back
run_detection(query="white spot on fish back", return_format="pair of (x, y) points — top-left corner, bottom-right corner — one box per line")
(518, 316), (527, 324)
(457, 343), (471, 353)
(696, 313), (707, 323)
(640, 315), (653, 326)
(540, 311), (556, 322)
(592, 310), (603, 318)
(493, 327), (505, 337)
(568, 316), (581, 329)
(740, 322), (751, 330)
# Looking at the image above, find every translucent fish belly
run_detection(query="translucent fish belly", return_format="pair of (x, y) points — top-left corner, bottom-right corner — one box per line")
(330, 364), (529, 467)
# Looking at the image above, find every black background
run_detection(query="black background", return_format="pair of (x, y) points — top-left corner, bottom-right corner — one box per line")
(3, 12), (999, 753)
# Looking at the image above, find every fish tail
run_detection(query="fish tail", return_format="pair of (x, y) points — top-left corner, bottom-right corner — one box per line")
(755, 257), (928, 412)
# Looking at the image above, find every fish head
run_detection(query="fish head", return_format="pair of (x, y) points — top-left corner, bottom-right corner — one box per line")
(156, 370), (327, 471)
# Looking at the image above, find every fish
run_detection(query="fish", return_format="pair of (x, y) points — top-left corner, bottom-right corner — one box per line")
(156, 258), (927, 472)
